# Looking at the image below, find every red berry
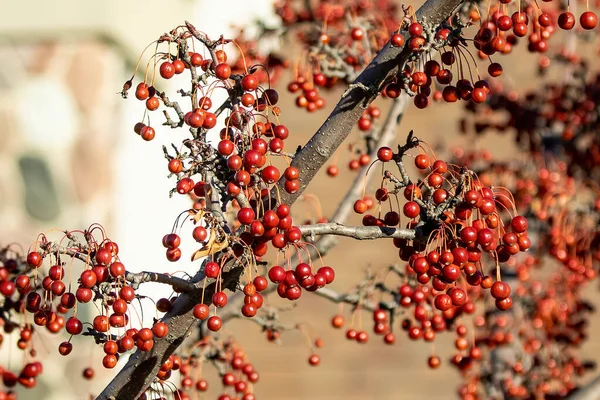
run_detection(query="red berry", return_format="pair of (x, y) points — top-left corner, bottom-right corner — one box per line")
(237, 208), (256, 225)
(204, 262), (220, 278)
(262, 166), (281, 184)
(27, 252), (43, 268)
(190, 52), (203, 66)
(558, 12), (576, 30)
(173, 59), (185, 74)
(377, 147), (393, 162)
(428, 356), (441, 369)
(193, 304), (210, 320)
(159, 61), (175, 79)
(434, 294), (452, 311)
(241, 74), (259, 91)
(215, 64), (231, 80)
(268, 266), (286, 283)
(350, 27), (364, 41)
(414, 154), (430, 169)
(495, 297), (513, 310)
(408, 22), (423, 36)
(491, 281), (511, 299)
(162, 233), (181, 249)
(192, 226), (208, 242)
(403, 201), (420, 218)
(168, 159), (183, 173)
(580, 11), (598, 29)
(391, 33), (405, 47)
(212, 291), (228, 308)
(511, 215), (528, 233)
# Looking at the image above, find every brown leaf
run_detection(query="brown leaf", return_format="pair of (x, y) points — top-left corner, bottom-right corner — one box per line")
(190, 228), (228, 261)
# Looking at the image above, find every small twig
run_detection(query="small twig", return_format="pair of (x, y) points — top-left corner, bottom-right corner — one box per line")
(298, 222), (415, 241)
(124, 271), (196, 293)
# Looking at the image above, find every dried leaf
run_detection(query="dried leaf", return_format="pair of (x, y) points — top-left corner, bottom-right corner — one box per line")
(191, 228), (228, 261)
(193, 209), (205, 223)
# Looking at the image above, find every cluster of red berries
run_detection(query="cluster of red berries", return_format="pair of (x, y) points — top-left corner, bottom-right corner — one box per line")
(443, 137), (600, 398)
(356, 105), (381, 132)
(267, 263), (335, 301)
(123, 24), (354, 353)
(312, 136), (536, 374)
(277, 0), (399, 32)
(161, 339), (260, 400)
(0, 361), (43, 392)
(363, 144), (529, 309)
(331, 309), (396, 345)
(327, 263), (489, 371)
(271, 0), (600, 116)
(0, 226), (199, 396)
(474, 9), (557, 56)
(123, 25), (329, 274)
(0, 251), (43, 396)
(463, 62), (600, 180)
(384, 26), (495, 108)
(286, 75), (328, 112)
(273, 2), (501, 109)
(276, 0), (399, 84)
(189, 270), (268, 332)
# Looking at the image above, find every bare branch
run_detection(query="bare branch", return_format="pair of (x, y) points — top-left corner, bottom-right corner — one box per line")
(124, 271), (196, 293)
(158, 90), (185, 128)
(271, 0), (465, 206)
(184, 21), (231, 48)
(569, 375), (600, 400)
(307, 94), (409, 256)
(96, 264), (244, 400)
(312, 287), (380, 311)
(298, 222), (415, 241)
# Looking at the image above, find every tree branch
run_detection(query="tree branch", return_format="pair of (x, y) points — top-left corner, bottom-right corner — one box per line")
(96, 264), (244, 400)
(54, 246), (197, 293)
(306, 94), (409, 256)
(298, 222), (415, 241)
(569, 375), (600, 400)
(312, 287), (381, 311)
(219, 96), (410, 325)
(271, 0), (465, 206)
(124, 271), (196, 293)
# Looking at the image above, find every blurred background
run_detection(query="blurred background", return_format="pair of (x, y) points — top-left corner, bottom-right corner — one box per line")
(1, 1), (600, 399)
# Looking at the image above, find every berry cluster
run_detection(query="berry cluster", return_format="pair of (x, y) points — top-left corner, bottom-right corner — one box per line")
(462, 60), (600, 180)
(0, 230), (146, 392)
(310, 133), (532, 374)
(276, 0), (399, 83)
(268, 263), (335, 300)
(174, 338), (261, 400)
(286, 76), (328, 112)
(444, 146), (600, 398)
(371, 140), (528, 311)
